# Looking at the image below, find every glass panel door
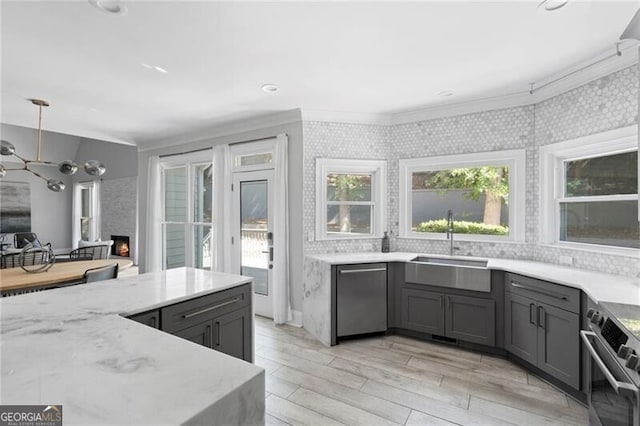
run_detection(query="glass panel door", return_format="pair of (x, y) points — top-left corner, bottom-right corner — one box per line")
(233, 170), (274, 317)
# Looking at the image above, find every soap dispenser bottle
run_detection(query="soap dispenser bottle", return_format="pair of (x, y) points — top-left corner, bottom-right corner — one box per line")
(381, 231), (390, 253)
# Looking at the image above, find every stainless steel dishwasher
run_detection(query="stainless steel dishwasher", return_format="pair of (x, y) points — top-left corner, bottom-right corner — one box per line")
(337, 263), (387, 338)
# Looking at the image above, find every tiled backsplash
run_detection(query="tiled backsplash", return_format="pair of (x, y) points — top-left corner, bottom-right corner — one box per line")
(303, 65), (639, 278)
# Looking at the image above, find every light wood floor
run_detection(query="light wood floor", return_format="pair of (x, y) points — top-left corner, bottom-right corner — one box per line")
(254, 316), (588, 426)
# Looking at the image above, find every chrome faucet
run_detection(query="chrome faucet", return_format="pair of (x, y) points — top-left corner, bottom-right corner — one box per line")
(446, 209), (458, 256)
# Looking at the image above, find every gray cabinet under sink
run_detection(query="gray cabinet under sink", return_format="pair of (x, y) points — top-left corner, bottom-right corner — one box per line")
(399, 285), (496, 346)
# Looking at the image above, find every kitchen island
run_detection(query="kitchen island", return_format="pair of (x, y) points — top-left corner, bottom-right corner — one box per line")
(0, 267), (264, 425)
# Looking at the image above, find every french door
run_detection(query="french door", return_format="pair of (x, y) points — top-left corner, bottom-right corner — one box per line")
(231, 170), (274, 318)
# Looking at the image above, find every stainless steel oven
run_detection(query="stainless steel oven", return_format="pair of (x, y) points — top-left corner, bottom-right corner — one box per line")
(583, 302), (640, 426)
(582, 330), (639, 426)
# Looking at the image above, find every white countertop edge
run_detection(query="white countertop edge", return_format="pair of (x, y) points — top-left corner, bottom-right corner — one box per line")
(121, 275), (254, 316)
(305, 252), (640, 306)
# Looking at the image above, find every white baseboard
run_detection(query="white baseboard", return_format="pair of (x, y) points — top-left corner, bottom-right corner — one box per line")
(287, 310), (303, 328)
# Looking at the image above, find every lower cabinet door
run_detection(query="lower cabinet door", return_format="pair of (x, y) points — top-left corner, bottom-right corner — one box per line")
(401, 288), (445, 335)
(214, 307), (251, 362)
(505, 291), (538, 365)
(445, 294), (495, 346)
(537, 303), (580, 389)
(174, 320), (214, 348)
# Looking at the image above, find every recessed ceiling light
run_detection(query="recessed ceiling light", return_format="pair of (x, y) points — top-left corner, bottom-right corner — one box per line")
(141, 63), (168, 74)
(89, 107), (98, 112)
(88, 0), (127, 15)
(262, 84), (279, 93)
(538, 0), (568, 11)
(437, 90), (454, 97)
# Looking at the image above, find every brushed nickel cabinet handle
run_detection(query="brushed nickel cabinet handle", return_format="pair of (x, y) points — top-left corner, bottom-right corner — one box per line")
(339, 268), (387, 274)
(510, 282), (569, 301)
(182, 297), (240, 319)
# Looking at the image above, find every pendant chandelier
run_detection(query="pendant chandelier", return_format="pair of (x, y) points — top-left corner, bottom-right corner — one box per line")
(0, 99), (106, 192)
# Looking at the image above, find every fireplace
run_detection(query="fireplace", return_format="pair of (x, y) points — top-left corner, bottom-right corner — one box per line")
(111, 235), (130, 258)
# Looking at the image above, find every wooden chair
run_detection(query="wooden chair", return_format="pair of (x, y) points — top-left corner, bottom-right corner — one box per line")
(69, 245), (111, 261)
(0, 250), (51, 269)
(82, 263), (119, 283)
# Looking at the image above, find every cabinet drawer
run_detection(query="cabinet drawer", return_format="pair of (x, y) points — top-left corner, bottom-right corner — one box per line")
(128, 309), (160, 329)
(505, 273), (579, 314)
(161, 284), (250, 333)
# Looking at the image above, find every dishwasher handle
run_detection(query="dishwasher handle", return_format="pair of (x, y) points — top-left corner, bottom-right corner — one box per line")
(339, 267), (387, 275)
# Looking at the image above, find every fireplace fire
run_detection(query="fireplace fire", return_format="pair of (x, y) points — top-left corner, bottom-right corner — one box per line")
(111, 235), (130, 258)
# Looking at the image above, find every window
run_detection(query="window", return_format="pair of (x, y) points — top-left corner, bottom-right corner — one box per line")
(316, 159), (387, 240)
(540, 126), (638, 251)
(161, 152), (214, 270)
(231, 139), (275, 172)
(73, 181), (100, 242)
(399, 150), (525, 241)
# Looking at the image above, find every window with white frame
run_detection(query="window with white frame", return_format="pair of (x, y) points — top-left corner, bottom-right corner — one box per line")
(399, 150), (526, 241)
(73, 181), (100, 243)
(161, 152), (214, 270)
(316, 159), (387, 240)
(540, 126), (638, 251)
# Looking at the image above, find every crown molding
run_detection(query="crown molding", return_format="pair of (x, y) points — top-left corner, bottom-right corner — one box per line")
(390, 90), (535, 125)
(528, 40), (639, 103)
(301, 109), (392, 126)
(391, 41), (639, 125)
(137, 108), (302, 152)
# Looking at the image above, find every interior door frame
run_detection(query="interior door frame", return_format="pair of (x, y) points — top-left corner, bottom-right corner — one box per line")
(231, 169), (275, 318)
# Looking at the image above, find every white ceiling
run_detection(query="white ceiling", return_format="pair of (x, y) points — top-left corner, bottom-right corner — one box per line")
(1, 1), (639, 146)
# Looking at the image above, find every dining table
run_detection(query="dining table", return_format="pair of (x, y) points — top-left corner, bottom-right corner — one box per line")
(0, 258), (133, 295)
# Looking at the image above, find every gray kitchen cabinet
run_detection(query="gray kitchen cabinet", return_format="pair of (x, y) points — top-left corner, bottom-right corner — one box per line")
(445, 294), (495, 346)
(505, 273), (580, 390)
(214, 306), (251, 361)
(174, 319), (214, 347)
(400, 286), (496, 346)
(505, 291), (538, 365)
(401, 287), (445, 335)
(536, 302), (579, 388)
(159, 283), (252, 362)
(128, 309), (160, 329)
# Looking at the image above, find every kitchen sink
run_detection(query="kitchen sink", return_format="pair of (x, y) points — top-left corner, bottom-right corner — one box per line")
(406, 256), (491, 292)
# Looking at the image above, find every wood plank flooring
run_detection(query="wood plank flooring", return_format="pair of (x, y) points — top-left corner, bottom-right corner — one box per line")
(254, 316), (588, 426)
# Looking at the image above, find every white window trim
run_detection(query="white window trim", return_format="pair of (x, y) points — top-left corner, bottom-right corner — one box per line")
(399, 149), (526, 242)
(315, 158), (387, 241)
(539, 125), (638, 256)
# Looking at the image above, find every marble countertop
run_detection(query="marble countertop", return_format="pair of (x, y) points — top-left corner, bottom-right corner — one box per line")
(306, 252), (640, 306)
(0, 267), (264, 425)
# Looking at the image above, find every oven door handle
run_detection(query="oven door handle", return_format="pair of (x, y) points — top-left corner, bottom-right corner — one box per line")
(581, 331), (638, 398)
